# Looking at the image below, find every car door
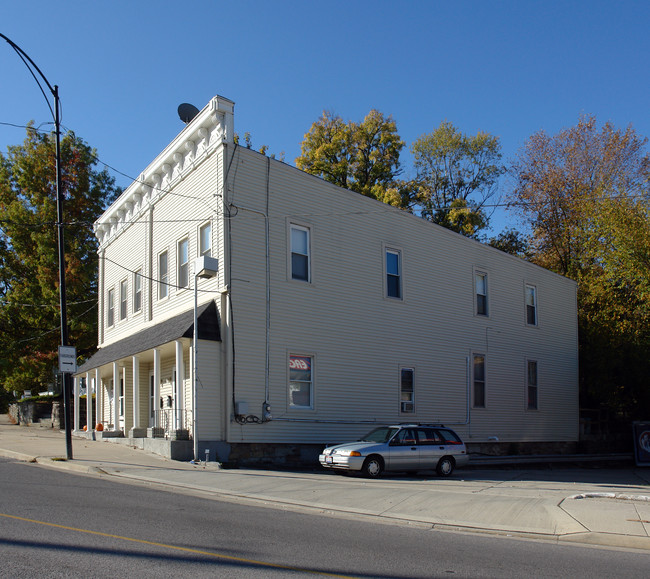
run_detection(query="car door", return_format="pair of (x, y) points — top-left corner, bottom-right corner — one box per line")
(387, 428), (420, 471)
(415, 427), (444, 470)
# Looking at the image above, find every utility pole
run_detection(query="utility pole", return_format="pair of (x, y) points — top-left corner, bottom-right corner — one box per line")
(1, 33), (73, 459)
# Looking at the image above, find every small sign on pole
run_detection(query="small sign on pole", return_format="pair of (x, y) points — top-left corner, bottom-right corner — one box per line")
(58, 345), (77, 374)
(633, 422), (650, 467)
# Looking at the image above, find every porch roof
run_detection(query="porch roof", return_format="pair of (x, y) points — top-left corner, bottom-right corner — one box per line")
(76, 301), (221, 375)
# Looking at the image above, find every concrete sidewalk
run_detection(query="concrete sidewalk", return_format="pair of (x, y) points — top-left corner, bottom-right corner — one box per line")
(1, 416), (650, 552)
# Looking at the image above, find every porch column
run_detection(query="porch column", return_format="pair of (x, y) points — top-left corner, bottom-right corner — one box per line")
(73, 376), (80, 431)
(129, 356), (147, 438)
(153, 348), (161, 428)
(132, 356), (140, 429)
(85, 371), (93, 431)
(175, 340), (184, 430)
(95, 368), (102, 427)
(112, 362), (120, 431)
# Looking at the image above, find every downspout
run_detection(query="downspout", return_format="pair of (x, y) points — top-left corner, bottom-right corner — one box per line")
(147, 205), (154, 322)
(222, 143), (234, 444)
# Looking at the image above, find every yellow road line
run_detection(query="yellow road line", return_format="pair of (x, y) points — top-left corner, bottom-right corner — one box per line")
(0, 512), (354, 578)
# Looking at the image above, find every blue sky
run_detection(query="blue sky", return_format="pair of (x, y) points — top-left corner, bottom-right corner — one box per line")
(2, 0), (649, 234)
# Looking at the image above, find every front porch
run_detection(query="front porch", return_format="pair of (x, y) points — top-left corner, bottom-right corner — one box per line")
(73, 424), (194, 461)
(73, 301), (222, 462)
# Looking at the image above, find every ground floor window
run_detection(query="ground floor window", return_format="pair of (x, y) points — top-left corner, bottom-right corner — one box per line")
(400, 367), (415, 413)
(527, 360), (538, 410)
(473, 354), (486, 408)
(289, 355), (313, 408)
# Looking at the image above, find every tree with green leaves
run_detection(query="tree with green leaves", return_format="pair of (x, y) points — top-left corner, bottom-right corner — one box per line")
(411, 121), (505, 237)
(0, 127), (118, 395)
(487, 228), (530, 258)
(296, 109), (406, 206)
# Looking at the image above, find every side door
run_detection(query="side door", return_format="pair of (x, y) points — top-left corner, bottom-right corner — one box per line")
(387, 428), (420, 471)
(416, 427), (445, 471)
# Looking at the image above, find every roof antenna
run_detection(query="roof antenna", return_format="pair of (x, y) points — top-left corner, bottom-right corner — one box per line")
(178, 103), (200, 124)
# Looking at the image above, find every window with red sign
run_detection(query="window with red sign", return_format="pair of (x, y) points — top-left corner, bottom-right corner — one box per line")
(289, 355), (312, 408)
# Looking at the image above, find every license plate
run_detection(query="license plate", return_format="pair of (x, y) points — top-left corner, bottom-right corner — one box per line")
(326, 456), (333, 464)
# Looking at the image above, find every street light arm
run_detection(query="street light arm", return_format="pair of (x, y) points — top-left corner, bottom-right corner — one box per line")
(0, 33), (58, 120)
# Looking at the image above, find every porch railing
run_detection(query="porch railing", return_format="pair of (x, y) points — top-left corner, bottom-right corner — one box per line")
(154, 409), (194, 439)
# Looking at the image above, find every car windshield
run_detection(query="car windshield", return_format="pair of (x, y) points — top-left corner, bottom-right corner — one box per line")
(359, 427), (399, 443)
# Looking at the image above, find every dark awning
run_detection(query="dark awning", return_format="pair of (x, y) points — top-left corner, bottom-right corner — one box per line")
(76, 301), (220, 375)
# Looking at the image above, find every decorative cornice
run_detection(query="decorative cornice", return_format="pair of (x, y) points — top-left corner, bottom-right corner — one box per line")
(95, 95), (235, 247)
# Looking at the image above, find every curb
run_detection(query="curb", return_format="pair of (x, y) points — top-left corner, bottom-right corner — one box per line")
(568, 492), (650, 502)
(0, 448), (100, 475)
(0, 448), (37, 463)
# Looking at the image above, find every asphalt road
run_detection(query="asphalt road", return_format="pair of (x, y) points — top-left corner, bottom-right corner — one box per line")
(1, 458), (649, 578)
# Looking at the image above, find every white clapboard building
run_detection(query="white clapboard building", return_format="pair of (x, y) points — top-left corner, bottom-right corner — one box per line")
(75, 95), (578, 464)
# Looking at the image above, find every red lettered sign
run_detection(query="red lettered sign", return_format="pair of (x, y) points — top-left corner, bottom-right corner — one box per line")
(289, 356), (311, 371)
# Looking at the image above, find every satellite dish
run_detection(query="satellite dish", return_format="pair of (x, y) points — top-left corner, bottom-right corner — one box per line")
(178, 103), (200, 124)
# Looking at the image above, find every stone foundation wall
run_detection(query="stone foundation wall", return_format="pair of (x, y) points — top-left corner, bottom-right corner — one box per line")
(8, 401), (61, 427)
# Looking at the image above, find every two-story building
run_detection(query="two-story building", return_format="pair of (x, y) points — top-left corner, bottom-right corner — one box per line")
(75, 95), (579, 464)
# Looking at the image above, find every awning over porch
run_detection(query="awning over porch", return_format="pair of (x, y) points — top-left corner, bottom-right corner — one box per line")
(75, 301), (221, 375)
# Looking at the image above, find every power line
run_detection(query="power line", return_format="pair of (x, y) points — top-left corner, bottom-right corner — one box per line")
(15, 301), (97, 345)
(100, 254), (218, 294)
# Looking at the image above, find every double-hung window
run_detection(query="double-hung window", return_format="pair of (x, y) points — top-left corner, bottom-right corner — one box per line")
(133, 270), (142, 313)
(178, 238), (189, 289)
(289, 355), (313, 408)
(527, 360), (538, 410)
(158, 251), (169, 299)
(290, 224), (310, 282)
(107, 288), (115, 327)
(386, 249), (402, 299)
(526, 284), (537, 326)
(400, 367), (415, 413)
(475, 271), (488, 316)
(473, 354), (486, 408)
(119, 279), (127, 321)
(199, 223), (211, 258)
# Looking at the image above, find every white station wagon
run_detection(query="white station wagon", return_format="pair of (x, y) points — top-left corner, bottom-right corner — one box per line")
(319, 424), (469, 478)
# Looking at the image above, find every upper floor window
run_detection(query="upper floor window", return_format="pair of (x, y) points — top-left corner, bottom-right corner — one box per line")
(107, 288), (115, 327)
(473, 354), (486, 408)
(119, 279), (127, 321)
(527, 360), (538, 410)
(199, 222), (211, 258)
(133, 270), (142, 313)
(475, 271), (488, 316)
(178, 238), (189, 289)
(400, 367), (414, 413)
(289, 355), (313, 409)
(526, 284), (537, 326)
(290, 224), (310, 282)
(386, 248), (402, 299)
(158, 251), (169, 299)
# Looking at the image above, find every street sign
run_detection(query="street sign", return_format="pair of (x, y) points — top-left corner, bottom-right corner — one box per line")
(58, 345), (77, 373)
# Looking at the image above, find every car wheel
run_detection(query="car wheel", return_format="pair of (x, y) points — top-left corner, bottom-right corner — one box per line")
(362, 455), (384, 478)
(436, 456), (455, 477)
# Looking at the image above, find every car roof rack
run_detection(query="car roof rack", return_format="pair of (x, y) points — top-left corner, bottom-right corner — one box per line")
(394, 422), (447, 428)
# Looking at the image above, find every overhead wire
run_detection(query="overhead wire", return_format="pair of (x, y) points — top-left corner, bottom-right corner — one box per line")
(14, 301), (97, 345)
(100, 254), (218, 294)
